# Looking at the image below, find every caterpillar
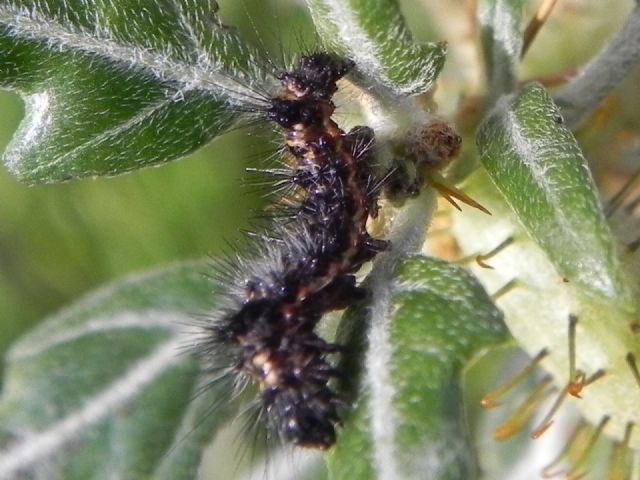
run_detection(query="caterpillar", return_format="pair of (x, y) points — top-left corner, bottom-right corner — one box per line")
(196, 51), (388, 449)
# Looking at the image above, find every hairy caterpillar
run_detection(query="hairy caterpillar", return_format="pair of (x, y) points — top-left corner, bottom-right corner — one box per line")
(195, 51), (389, 449)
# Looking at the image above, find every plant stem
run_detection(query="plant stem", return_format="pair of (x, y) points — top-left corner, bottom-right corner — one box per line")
(555, 3), (640, 129)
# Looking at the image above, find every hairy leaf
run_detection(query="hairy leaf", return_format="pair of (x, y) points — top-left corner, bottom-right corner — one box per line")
(477, 83), (630, 304)
(307, 0), (446, 96)
(0, 261), (232, 480)
(0, 0), (272, 183)
(329, 255), (509, 480)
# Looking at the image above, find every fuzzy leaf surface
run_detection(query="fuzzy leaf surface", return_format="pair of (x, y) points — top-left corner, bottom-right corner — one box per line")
(307, 0), (446, 96)
(0, 0), (271, 183)
(477, 83), (630, 304)
(0, 261), (230, 480)
(328, 255), (508, 480)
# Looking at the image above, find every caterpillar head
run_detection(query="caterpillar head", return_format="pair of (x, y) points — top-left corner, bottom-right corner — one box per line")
(277, 52), (354, 101)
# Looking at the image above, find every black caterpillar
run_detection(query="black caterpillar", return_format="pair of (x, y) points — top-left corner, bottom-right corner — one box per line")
(199, 52), (388, 449)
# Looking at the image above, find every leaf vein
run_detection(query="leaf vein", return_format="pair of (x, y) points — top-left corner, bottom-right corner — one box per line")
(0, 337), (183, 479)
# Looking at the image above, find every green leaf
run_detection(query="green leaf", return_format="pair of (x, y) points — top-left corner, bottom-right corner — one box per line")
(478, 0), (523, 99)
(328, 255), (509, 480)
(0, 261), (232, 480)
(306, 0), (446, 96)
(0, 1), (271, 183)
(477, 83), (630, 304)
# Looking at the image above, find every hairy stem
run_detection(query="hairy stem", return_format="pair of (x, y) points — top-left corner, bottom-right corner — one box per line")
(555, 3), (640, 129)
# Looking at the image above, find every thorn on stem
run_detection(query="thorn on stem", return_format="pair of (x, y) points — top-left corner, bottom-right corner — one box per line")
(531, 383), (570, 439)
(475, 236), (514, 269)
(493, 377), (553, 441)
(626, 353), (640, 390)
(542, 416), (609, 479)
(522, 0), (559, 58)
(482, 349), (549, 409)
(491, 278), (520, 300)
(608, 422), (634, 480)
(567, 315), (587, 398)
(428, 172), (491, 215)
